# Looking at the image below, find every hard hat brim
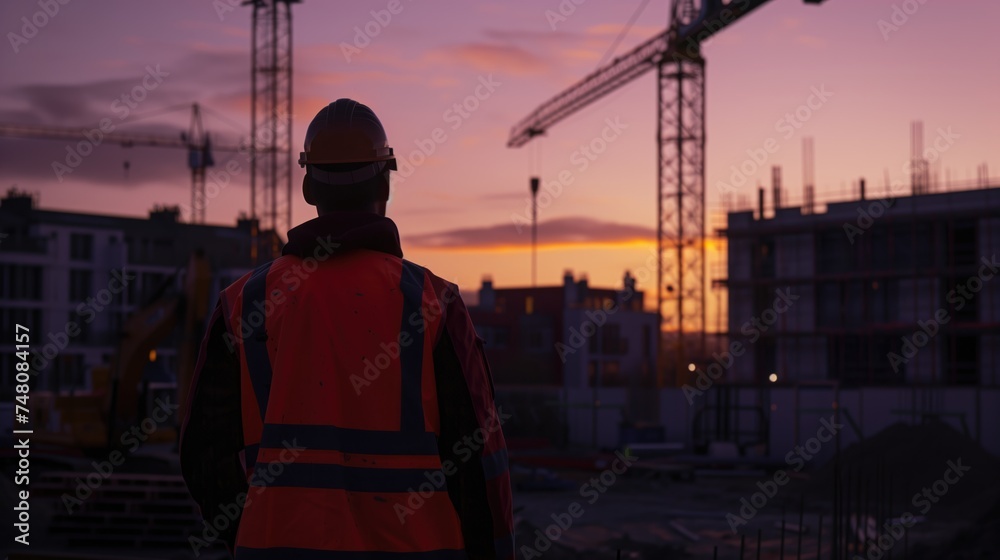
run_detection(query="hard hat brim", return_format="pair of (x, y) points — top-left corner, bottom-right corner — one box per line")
(298, 152), (396, 169)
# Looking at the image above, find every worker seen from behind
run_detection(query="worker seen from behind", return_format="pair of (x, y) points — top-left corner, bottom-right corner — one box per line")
(180, 98), (514, 559)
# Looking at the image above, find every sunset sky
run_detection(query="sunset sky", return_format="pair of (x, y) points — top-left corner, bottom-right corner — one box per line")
(2, 0), (998, 321)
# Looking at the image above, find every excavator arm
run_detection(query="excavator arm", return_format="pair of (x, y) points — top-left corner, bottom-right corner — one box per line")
(105, 251), (213, 447)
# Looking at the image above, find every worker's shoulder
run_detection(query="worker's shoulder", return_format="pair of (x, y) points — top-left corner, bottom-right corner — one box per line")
(404, 259), (467, 305)
(219, 260), (276, 296)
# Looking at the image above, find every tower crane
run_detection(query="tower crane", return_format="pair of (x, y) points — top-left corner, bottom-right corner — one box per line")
(244, 0), (299, 246)
(508, 0), (827, 386)
(0, 103), (241, 224)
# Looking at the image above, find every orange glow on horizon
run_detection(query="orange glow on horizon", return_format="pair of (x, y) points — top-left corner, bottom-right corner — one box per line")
(412, 236), (728, 254)
(412, 237), (657, 254)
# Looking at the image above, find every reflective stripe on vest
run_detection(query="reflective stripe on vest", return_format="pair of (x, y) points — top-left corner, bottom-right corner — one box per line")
(241, 261), (274, 473)
(399, 260), (425, 433)
(243, 261), (275, 419)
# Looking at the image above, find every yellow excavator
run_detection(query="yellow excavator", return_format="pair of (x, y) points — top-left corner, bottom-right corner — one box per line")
(31, 251), (214, 451)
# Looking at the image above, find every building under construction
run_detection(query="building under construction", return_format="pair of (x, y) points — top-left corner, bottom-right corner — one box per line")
(670, 175), (1000, 467)
(722, 180), (1000, 387)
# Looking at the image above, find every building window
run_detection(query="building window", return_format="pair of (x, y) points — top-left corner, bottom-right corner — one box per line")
(817, 282), (841, 327)
(818, 229), (856, 273)
(844, 280), (863, 328)
(604, 323), (624, 354)
(914, 222), (934, 268)
(70, 233), (93, 261)
(950, 222), (977, 268)
(870, 335), (904, 384)
(525, 296), (534, 315)
(755, 337), (776, 383)
(589, 360), (624, 387)
(477, 326), (510, 350)
(1, 307), (43, 333)
(125, 273), (137, 305)
(869, 226), (890, 271)
(151, 238), (175, 262)
(868, 279), (899, 325)
(1, 265), (43, 300)
(493, 327), (509, 349)
(945, 275), (978, 323)
(69, 269), (92, 301)
(603, 361), (624, 386)
(524, 328), (544, 350)
(139, 272), (169, 303)
(588, 323), (626, 355)
(887, 222), (934, 270)
(53, 354), (86, 390)
(69, 310), (90, 344)
(754, 237), (775, 277)
(944, 334), (978, 385)
(828, 335), (907, 385)
(125, 236), (136, 261)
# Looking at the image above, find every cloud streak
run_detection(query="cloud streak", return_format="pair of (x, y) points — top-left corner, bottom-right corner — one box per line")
(425, 43), (549, 76)
(409, 216), (655, 250)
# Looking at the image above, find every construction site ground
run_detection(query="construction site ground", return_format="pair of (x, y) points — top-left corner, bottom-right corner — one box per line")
(2, 422), (998, 559)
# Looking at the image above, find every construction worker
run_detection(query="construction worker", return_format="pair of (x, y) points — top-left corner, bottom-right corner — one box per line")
(180, 99), (514, 559)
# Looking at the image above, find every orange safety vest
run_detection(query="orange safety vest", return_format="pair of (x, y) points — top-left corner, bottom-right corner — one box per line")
(217, 250), (467, 558)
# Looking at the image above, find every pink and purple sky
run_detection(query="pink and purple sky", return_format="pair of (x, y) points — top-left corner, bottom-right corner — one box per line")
(2, 0), (998, 315)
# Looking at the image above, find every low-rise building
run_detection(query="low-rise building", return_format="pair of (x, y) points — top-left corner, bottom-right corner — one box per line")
(0, 189), (282, 397)
(469, 271), (659, 446)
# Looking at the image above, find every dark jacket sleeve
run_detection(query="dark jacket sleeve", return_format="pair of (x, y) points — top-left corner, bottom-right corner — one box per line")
(433, 281), (515, 560)
(180, 299), (248, 555)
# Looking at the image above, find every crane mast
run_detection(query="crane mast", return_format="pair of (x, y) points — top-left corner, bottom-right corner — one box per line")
(508, 0), (825, 388)
(246, 0), (299, 258)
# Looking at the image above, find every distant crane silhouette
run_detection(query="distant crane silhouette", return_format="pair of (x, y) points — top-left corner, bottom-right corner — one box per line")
(0, 103), (241, 224)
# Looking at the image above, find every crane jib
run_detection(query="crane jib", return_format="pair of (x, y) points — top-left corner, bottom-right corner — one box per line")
(507, 0), (825, 147)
